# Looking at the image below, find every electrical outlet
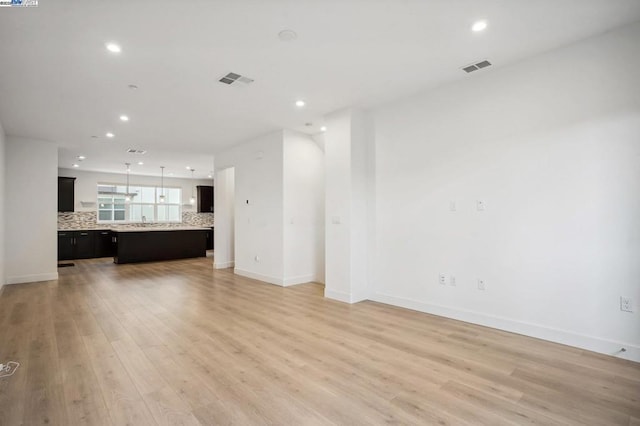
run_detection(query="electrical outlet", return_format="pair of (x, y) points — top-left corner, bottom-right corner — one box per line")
(439, 274), (447, 285)
(476, 200), (486, 211)
(477, 279), (486, 291)
(449, 275), (456, 286)
(620, 297), (633, 312)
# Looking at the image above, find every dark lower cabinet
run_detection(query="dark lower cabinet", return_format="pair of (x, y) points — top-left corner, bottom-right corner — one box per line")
(94, 231), (115, 258)
(58, 230), (113, 261)
(113, 229), (207, 264)
(75, 231), (95, 259)
(57, 232), (75, 261)
(206, 228), (214, 250)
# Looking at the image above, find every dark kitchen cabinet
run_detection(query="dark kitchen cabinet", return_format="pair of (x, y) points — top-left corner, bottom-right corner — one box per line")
(112, 229), (207, 264)
(94, 230), (114, 258)
(58, 177), (76, 212)
(58, 230), (112, 261)
(57, 231), (75, 261)
(74, 231), (95, 259)
(206, 228), (214, 250)
(197, 185), (214, 213)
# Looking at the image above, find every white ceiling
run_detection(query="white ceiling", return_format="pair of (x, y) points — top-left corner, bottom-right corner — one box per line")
(1, 0), (639, 177)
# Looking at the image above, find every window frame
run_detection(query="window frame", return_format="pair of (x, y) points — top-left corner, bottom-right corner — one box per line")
(96, 182), (183, 224)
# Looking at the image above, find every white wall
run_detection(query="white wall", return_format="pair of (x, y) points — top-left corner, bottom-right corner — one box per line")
(58, 168), (213, 213)
(215, 131), (285, 284)
(283, 130), (325, 285)
(215, 130), (325, 286)
(0, 121), (5, 288)
(324, 109), (374, 302)
(371, 23), (640, 361)
(213, 167), (235, 269)
(5, 137), (59, 285)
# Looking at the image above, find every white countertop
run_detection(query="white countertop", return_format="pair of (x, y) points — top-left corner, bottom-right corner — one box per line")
(59, 226), (213, 232)
(111, 227), (212, 233)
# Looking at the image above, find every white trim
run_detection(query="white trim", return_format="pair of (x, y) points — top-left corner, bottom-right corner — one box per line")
(214, 260), (235, 269)
(350, 289), (370, 304)
(6, 272), (59, 285)
(324, 289), (353, 303)
(370, 292), (640, 363)
(283, 274), (316, 287)
(234, 268), (284, 286)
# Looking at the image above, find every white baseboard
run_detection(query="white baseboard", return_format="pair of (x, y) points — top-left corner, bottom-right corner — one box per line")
(214, 260), (234, 269)
(371, 292), (640, 363)
(6, 272), (59, 285)
(283, 274), (316, 287)
(324, 288), (369, 304)
(235, 269), (320, 288)
(324, 289), (353, 303)
(234, 268), (284, 286)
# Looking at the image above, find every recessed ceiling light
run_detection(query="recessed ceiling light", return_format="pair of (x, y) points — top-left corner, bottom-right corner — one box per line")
(105, 132), (115, 138)
(295, 100), (305, 107)
(138, 161), (144, 165)
(72, 164), (80, 168)
(208, 174), (212, 178)
(105, 42), (122, 53)
(185, 166), (191, 170)
(278, 29), (298, 42)
(78, 155), (86, 160)
(320, 126), (327, 132)
(472, 20), (488, 32)
(119, 115), (129, 122)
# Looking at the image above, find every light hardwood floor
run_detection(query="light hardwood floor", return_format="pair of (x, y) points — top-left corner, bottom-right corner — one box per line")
(0, 257), (638, 425)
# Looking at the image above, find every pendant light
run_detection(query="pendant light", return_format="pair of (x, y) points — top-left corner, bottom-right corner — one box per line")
(159, 166), (166, 203)
(124, 163), (132, 202)
(189, 168), (196, 204)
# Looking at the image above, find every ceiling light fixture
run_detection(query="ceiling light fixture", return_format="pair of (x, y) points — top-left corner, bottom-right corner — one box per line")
(78, 155), (86, 160)
(185, 166), (191, 170)
(124, 163), (133, 203)
(189, 168), (196, 205)
(72, 164), (79, 168)
(472, 20), (488, 32)
(106, 132), (115, 138)
(138, 161), (144, 165)
(119, 115), (129, 122)
(105, 42), (122, 53)
(295, 100), (305, 107)
(159, 166), (166, 203)
(128, 84), (138, 90)
(320, 126), (327, 132)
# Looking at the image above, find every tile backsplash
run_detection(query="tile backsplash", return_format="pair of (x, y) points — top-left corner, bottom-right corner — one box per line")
(58, 211), (214, 230)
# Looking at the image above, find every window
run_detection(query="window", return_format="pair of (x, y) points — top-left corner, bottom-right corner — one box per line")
(97, 184), (182, 223)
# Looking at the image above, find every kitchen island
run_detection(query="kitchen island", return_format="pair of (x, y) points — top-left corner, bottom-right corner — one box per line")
(112, 227), (209, 264)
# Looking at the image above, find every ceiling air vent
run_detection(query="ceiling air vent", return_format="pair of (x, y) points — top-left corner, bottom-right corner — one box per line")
(219, 72), (254, 86)
(126, 148), (147, 155)
(462, 59), (492, 74)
